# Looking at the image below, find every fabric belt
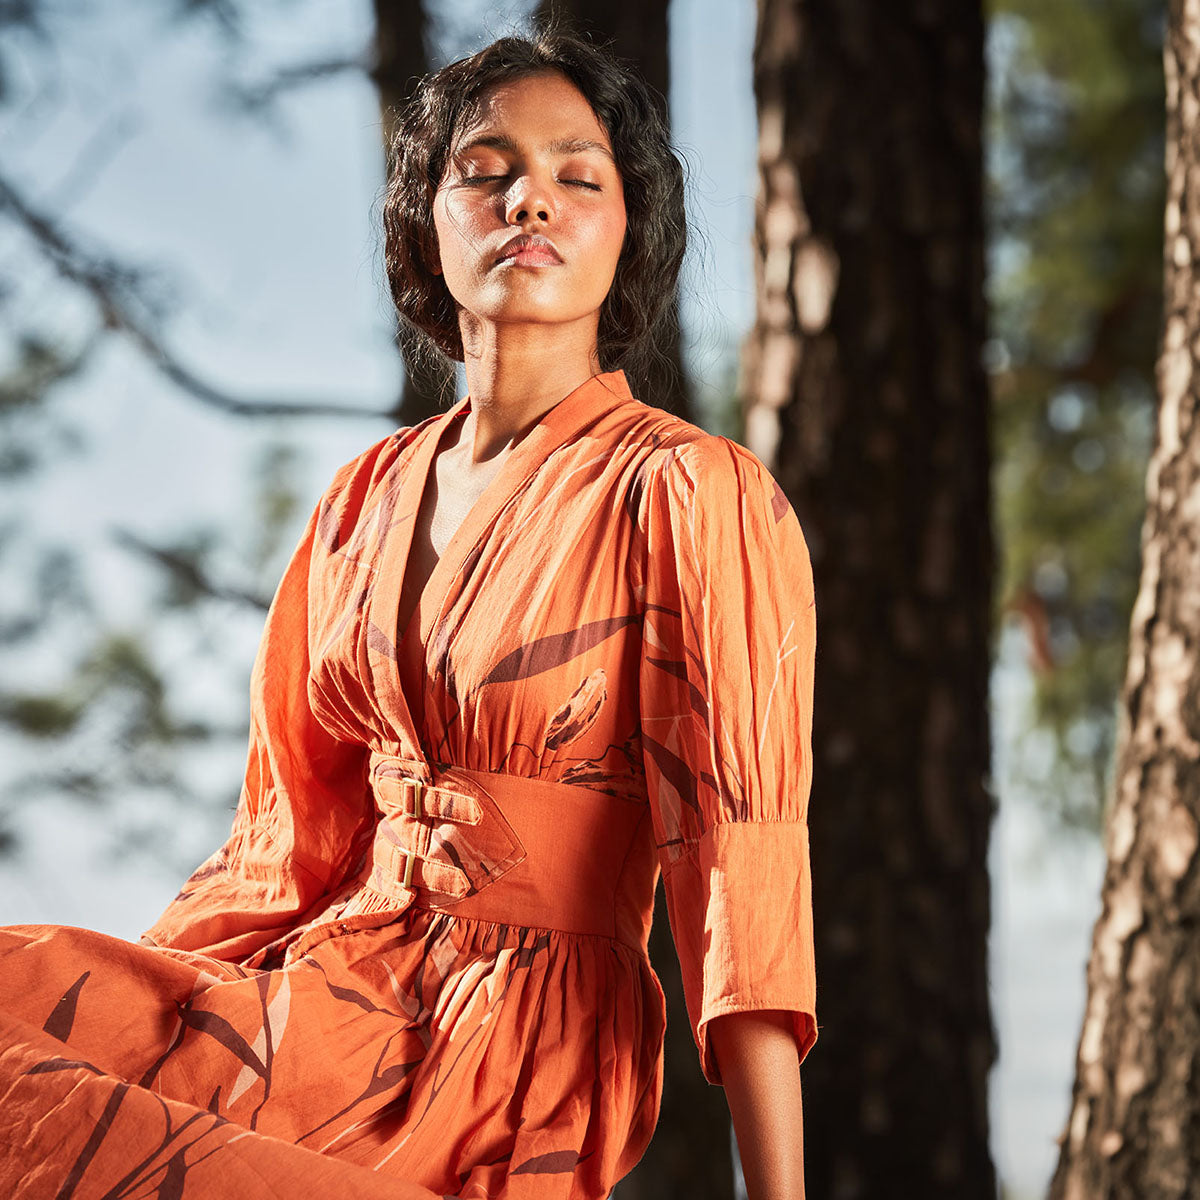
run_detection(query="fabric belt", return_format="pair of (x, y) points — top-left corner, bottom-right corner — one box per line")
(359, 753), (656, 952)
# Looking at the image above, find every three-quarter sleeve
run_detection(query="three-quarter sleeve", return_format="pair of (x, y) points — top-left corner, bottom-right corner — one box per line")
(639, 434), (817, 1086)
(139, 491), (373, 963)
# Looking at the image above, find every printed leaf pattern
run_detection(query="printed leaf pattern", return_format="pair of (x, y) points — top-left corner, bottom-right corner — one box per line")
(544, 668), (607, 750)
(1, 373), (818, 1195)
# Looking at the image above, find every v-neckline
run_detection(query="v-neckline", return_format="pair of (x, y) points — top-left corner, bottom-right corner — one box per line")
(394, 405), (469, 649)
(365, 369), (636, 757)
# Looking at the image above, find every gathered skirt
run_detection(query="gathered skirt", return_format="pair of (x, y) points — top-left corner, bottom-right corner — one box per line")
(0, 911), (664, 1199)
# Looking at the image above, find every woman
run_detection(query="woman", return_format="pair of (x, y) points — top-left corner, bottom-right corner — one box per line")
(0, 31), (817, 1200)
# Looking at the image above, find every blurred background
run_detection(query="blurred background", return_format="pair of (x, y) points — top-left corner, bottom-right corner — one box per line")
(0, 1), (1168, 1197)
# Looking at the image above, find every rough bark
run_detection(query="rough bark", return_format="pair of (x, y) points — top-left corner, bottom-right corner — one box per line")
(371, 0), (454, 425)
(742, 1), (997, 1197)
(533, 0), (691, 421)
(1049, 4), (1200, 1196)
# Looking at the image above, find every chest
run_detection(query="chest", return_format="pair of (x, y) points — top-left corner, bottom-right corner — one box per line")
(306, 425), (660, 790)
(398, 443), (507, 640)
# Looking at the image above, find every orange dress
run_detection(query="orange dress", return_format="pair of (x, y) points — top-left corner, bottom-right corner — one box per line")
(0, 370), (817, 1200)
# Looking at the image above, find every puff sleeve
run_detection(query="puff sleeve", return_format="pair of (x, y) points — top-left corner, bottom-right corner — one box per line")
(639, 434), (818, 1086)
(139, 491), (373, 962)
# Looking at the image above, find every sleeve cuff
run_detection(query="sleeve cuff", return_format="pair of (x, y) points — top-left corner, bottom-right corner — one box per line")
(664, 818), (818, 1086)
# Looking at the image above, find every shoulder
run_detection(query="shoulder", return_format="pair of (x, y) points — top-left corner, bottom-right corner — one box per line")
(323, 413), (440, 500)
(312, 413), (444, 552)
(623, 408), (811, 596)
(624, 405), (792, 527)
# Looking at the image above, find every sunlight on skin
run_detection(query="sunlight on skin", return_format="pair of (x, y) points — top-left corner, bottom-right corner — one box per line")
(430, 70), (627, 463)
(710, 1009), (807, 1200)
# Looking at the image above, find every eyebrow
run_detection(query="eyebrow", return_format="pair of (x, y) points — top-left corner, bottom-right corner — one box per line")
(453, 133), (616, 164)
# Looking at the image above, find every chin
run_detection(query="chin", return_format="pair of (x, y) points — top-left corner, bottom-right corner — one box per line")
(470, 293), (605, 330)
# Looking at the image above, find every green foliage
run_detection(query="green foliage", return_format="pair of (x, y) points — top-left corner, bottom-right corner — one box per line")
(1, 693), (83, 737)
(0, 3), (310, 863)
(0, 334), (92, 479)
(0, 435), (298, 857)
(987, 0), (1164, 831)
(248, 440), (302, 582)
(152, 531), (225, 610)
(2, 632), (211, 759)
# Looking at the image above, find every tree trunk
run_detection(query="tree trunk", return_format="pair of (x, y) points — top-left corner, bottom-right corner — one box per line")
(1049, 4), (1200, 1196)
(533, 0), (691, 421)
(370, 0), (454, 425)
(742, 2), (997, 1197)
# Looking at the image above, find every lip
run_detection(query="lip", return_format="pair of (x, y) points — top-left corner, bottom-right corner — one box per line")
(495, 232), (564, 267)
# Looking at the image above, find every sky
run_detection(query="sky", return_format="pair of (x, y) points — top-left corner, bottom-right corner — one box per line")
(0, 4), (1108, 1196)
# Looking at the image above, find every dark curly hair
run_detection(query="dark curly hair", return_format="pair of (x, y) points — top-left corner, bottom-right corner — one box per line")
(382, 31), (686, 397)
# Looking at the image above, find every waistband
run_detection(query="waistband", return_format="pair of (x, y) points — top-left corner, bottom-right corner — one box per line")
(359, 754), (657, 952)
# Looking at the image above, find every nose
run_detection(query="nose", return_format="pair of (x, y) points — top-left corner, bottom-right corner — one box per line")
(504, 170), (554, 226)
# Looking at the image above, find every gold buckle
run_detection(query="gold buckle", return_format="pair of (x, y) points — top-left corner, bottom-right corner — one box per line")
(400, 780), (424, 888)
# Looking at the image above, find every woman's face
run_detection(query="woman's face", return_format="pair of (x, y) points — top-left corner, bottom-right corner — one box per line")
(431, 71), (627, 346)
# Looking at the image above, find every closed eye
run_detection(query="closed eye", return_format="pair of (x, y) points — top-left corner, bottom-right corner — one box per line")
(563, 179), (602, 191)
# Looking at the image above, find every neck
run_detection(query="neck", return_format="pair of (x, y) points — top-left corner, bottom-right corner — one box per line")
(458, 316), (602, 462)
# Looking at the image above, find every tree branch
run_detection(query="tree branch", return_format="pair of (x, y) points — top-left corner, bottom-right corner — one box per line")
(229, 52), (371, 113)
(111, 528), (271, 611)
(0, 169), (403, 422)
